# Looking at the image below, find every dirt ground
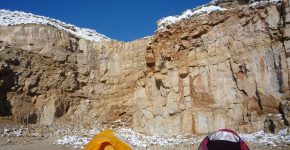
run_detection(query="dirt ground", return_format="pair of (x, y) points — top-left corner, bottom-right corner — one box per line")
(0, 119), (289, 150)
(0, 136), (289, 150)
(0, 136), (71, 150)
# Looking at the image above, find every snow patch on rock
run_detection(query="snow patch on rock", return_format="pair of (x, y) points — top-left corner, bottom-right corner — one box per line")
(157, 6), (227, 31)
(0, 9), (110, 42)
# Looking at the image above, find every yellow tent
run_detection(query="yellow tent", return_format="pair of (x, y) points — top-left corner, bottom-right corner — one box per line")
(84, 129), (133, 150)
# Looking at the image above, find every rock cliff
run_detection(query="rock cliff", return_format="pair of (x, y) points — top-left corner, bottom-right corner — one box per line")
(0, 0), (289, 138)
(135, 0), (290, 136)
(0, 24), (150, 128)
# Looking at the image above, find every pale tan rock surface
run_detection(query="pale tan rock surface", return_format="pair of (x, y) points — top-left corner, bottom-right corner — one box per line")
(135, 2), (290, 136)
(0, 0), (289, 139)
(0, 24), (151, 129)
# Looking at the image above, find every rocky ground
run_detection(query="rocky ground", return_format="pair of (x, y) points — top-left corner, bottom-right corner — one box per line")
(1, 137), (289, 150)
(0, 120), (289, 150)
(0, 133), (289, 150)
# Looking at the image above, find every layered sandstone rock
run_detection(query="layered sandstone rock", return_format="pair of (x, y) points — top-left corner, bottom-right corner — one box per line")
(134, 2), (290, 136)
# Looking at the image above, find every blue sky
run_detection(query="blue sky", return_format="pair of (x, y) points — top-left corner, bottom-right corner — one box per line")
(1, 0), (211, 41)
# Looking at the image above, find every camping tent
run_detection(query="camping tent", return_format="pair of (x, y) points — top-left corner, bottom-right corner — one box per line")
(84, 129), (132, 150)
(198, 129), (250, 150)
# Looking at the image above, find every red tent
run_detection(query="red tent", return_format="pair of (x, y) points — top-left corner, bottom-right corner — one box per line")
(198, 129), (250, 150)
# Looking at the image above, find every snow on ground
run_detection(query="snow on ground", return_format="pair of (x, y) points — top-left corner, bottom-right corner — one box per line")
(55, 135), (91, 149)
(157, 6), (227, 31)
(157, 0), (284, 31)
(116, 128), (201, 148)
(1, 126), (289, 149)
(0, 128), (23, 137)
(211, 0), (282, 4)
(54, 127), (290, 149)
(54, 128), (100, 149)
(158, 0), (285, 31)
(240, 128), (290, 147)
(250, 0), (282, 7)
(54, 128), (202, 149)
(0, 9), (110, 42)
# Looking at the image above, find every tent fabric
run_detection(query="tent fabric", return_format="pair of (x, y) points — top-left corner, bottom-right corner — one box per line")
(198, 129), (250, 150)
(84, 129), (133, 150)
(209, 131), (240, 142)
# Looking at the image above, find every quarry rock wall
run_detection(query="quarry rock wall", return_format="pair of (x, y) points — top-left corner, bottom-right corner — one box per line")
(0, 1), (289, 137)
(134, 2), (290, 136)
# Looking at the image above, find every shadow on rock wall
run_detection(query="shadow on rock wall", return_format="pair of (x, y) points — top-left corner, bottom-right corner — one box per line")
(0, 62), (17, 117)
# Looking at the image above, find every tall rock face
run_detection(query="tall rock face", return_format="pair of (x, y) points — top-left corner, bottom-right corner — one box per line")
(0, 1), (290, 138)
(0, 24), (150, 126)
(134, 2), (290, 136)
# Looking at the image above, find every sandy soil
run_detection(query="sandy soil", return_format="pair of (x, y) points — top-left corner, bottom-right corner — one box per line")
(0, 136), (71, 150)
